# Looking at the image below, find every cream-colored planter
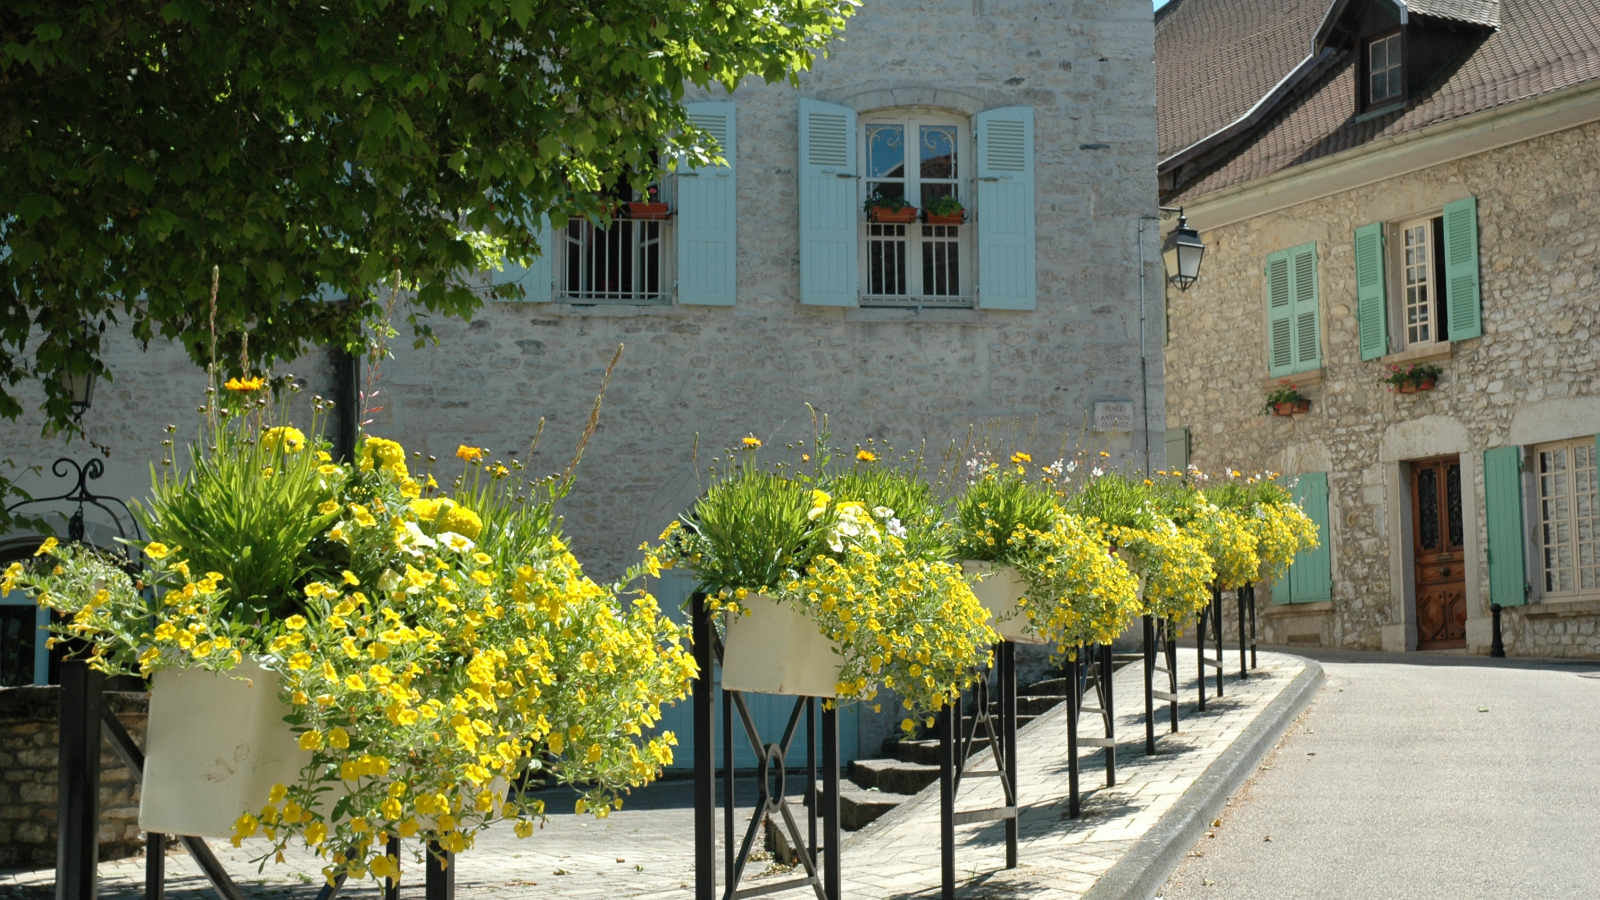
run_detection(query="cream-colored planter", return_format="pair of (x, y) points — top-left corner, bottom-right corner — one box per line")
(720, 593), (842, 697)
(139, 658), (310, 838)
(960, 560), (1046, 645)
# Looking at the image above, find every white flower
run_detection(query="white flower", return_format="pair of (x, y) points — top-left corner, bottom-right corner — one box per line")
(873, 506), (895, 520)
(887, 518), (908, 539)
(1065, 460), (1079, 473)
(439, 532), (476, 553)
(398, 520), (437, 556)
(1092, 467), (1104, 477)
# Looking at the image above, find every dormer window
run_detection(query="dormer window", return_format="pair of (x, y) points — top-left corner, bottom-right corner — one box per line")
(1367, 32), (1403, 105)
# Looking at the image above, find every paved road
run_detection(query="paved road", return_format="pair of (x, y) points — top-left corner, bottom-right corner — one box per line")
(1159, 649), (1600, 900)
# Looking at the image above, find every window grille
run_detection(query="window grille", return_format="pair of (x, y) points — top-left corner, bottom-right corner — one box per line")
(559, 218), (669, 304)
(860, 117), (971, 307)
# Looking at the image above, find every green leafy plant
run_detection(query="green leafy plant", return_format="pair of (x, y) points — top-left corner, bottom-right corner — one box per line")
(1261, 380), (1308, 414)
(950, 453), (1060, 562)
(863, 194), (913, 212)
(824, 450), (947, 561)
(922, 195), (965, 218)
(1380, 362), (1443, 390)
(667, 456), (826, 596)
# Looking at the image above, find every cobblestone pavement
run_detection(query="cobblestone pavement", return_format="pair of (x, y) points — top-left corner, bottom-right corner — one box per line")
(2, 647), (1304, 900)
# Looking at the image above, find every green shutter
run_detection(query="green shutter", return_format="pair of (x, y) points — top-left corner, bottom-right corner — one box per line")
(1483, 446), (1527, 607)
(1355, 223), (1389, 360)
(1443, 196), (1482, 341)
(1164, 426), (1190, 472)
(1266, 250), (1294, 376)
(1278, 472), (1331, 603)
(1290, 242), (1321, 370)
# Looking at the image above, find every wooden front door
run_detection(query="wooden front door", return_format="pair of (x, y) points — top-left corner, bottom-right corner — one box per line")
(1411, 456), (1467, 649)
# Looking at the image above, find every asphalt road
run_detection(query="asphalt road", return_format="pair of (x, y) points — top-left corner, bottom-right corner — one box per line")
(1159, 648), (1600, 900)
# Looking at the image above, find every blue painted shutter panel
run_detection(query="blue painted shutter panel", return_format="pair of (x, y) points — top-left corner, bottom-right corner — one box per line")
(1290, 242), (1320, 370)
(1443, 196), (1482, 340)
(494, 215), (554, 302)
(1355, 223), (1388, 360)
(975, 107), (1036, 311)
(1265, 250), (1294, 376)
(1288, 473), (1332, 603)
(677, 102), (737, 306)
(799, 99), (858, 307)
(1483, 446), (1527, 607)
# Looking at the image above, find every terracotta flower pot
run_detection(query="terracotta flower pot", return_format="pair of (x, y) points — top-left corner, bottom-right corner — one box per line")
(1416, 378), (1437, 391)
(868, 206), (918, 224)
(1399, 383), (1417, 394)
(720, 593), (842, 697)
(625, 202), (671, 220)
(1273, 399), (1310, 416)
(924, 211), (966, 225)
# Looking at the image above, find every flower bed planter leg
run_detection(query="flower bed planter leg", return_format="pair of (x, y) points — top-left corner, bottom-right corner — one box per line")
(145, 834), (165, 900)
(384, 837), (401, 900)
(1065, 651), (1081, 819)
(822, 708), (841, 900)
(938, 705), (955, 900)
(1237, 587), (1249, 681)
(1196, 601), (1207, 712)
(692, 593), (716, 900)
(1163, 619), (1180, 734)
(1002, 641), (1018, 869)
(1143, 616), (1180, 755)
(425, 843), (453, 900)
(939, 644), (1020, 899)
(1247, 584), (1259, 670)
(807, 698), (817, 867)
(57, 661), (102, 900)
(1212, 589), (1225, 698)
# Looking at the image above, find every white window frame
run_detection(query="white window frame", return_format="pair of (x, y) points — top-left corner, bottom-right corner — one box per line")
(1387, 213), (1448, 351)
(1533, 437), (1600, 599)
(857, 110), (974, 308)
(555, 180), (675, 306)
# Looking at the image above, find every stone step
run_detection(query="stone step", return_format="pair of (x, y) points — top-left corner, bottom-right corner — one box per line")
(849, 757), (941, 795)
(960, 712), (1041, 733)
(894, 735), (991, 766)
(810, 781), (916, 831)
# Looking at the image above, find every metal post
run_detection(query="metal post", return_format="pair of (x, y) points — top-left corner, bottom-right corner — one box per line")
(1001, 642), (1018, 870)
(692, 593), (716, 900)
(1238, 586), (1249, 681)
(938, 705), (955, 900)
(1142, 615), (1155, 756)
(1165, 619), (1180, 734)
(1247, 584), (1258, 669)
(807, 697), (817, 865)
(145, 834), (166, 900)
(57, 661), (102, 900)
(384, 836), (400, 900)
(1100, 644), (1116, 787)
(424, 843), (453, 900)
(1066, 652), (1081, 819)
(821, 708), (841, 900)
(1490, 603), (1506, 658)
(1212, 588), (1225, 697)
(1196, 602), (1207, 712)
(722, 676), (735, 890)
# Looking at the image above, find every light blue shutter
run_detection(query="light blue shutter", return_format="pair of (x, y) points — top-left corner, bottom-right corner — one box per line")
(1443, 196), (1482, 340)
(495, 215), (554, 302)
(1354, 223), (1388, 360)
(1290, 242), (1321, 370)
(1285, 473), (1332, 602)
(1266, 250), (1294, 376)
(677, 102), (737, 306)
(974, 107), (1036, 310)
(799, 98), (857, 307)
(1483, 446), (1526, 607)
(1164, 427), (1190, 471)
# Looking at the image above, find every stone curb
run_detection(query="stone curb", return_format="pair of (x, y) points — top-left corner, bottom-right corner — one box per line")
(1080, 658), (1326, 900)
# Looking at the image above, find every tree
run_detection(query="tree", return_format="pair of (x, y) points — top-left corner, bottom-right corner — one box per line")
(0, 0), (853, 435)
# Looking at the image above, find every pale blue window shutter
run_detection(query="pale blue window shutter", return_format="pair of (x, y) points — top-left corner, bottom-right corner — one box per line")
(1265, 250), (1294, 376)
(1164, 427), (1190, 472)
(494, 215), (554, 303)
(1354, 223), (1388, 360)
(974, 107), (1036, 310)
(677, 102), (737, 306)
(1287, 472), (1332, 602)
(1483, 446), (1527, 607)
(1290, 242), (1321, 370)
(1443, 196), (1482, 340)
(799, 98), (857, 307)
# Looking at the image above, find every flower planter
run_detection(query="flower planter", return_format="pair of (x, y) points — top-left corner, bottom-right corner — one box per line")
(720, 593), (843, 697)
(1272, 399), (1311, 416)
(959, 560), (1046, 645)
(625, 201), (672, 220)
(1416, 378), (1436, 391)
(139, 658), (309, 838)
(1398, 384), (1416, 394)
(923, 211), (966, 225)
(867, 206), (918, 224)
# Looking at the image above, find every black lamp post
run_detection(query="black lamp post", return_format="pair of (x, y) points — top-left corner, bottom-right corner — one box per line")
(1162, 210), (1206, 291)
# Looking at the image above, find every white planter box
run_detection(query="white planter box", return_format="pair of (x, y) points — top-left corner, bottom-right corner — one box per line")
(960, 560), (1046, 645)
(720, 593), (842, 697)
(139, 658), (309, 838)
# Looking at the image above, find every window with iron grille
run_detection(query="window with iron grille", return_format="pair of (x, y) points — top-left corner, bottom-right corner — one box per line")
(859, 112), (971, 307)
(559, 217), (671, 305)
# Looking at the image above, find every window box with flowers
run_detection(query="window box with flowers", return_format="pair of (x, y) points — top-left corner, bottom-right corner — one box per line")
(1263, 380), (1311, 416)
(921, 196), (967, 226)
(864, 195), (918, 224)
(625, 185), (671, 220)
(1381, 361), (1442, 394)
(4, 367), (695, 882)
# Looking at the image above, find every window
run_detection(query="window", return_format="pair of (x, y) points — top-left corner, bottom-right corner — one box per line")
(1355, 197), (1482, 361)
(1368, 32), (1403, 106)
(557, 183), (673, 305)
(860, 114), (971, 306)
(1535, 439), (1600, 596)
(1396, 216), (1448, 347)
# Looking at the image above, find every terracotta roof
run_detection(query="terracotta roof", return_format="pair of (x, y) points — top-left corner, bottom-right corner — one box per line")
(1158, 0), (1600, 201)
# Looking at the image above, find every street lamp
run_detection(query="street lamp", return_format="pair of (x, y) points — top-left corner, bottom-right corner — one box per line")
(1162, 210), (1206, 291)
(60, 366), (95, 420)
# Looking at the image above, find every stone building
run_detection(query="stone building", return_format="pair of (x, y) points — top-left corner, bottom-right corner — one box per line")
(1156, 0), (1600, 656)
(2, 0), (1162, 768)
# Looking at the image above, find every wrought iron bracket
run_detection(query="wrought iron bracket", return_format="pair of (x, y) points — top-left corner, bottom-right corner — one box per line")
(938, 641), (1019, 899)
(6, 457), (142, 546)
(1197, 586), (1225, 709)
(1142, 616), (1180, 755)
(1065, 644), (1117, 819)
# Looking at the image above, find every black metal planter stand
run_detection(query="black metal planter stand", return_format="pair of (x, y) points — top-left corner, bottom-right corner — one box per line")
(692, 594), (839, 900)
(1236, 583), (1258, 678)
(1196, 586), (1225, 710)
(937, 641), (1019, 900)
(1064, 644), (1116, 819)
(1141, 616), (1180, 755)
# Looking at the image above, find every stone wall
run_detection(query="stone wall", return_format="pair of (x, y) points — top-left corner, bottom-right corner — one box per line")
(0, 687), (148, 870)
(1165, 119), (1600, 657)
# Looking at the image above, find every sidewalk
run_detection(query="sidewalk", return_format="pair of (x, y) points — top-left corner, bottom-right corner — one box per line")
(0, 648), (1313, 900)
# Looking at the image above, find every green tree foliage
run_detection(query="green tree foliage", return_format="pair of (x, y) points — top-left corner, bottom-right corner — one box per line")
(0, 0), (853, 437)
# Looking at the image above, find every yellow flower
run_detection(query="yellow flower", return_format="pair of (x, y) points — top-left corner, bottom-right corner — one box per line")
(857, 450), (876, 462)
(741, 435), (762, 448)
(285, 615), (307, 631)
(436, 505), (483, 541)
(1011, 452), (1032, 464)
(341, 570), (360, 586)
(34, 537), (59, 557)
(318, 499), (341, 515)
(262, 426), (306, 454)
(287, 652), (312, 671)
(456, 445), (486, 463)
(298, 731), (324, 751)
(328, 727), (351, 749)
(142, 541), (170, 560)
(224, 375), (267, 392)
